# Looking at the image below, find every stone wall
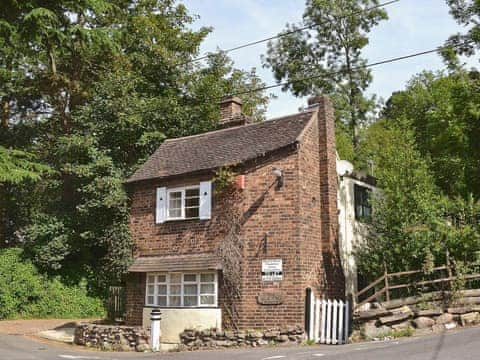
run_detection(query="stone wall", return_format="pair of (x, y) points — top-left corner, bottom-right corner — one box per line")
(178, 325), (305, 350)
(354, 290), (480, 340)
(74, 324), (150, 352)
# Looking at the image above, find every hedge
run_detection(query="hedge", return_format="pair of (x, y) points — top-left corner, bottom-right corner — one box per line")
(0, 248), (105, 319)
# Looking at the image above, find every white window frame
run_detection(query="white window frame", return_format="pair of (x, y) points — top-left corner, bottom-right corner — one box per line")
(166, 185), (200, 221)
(145, 272), (218, 308)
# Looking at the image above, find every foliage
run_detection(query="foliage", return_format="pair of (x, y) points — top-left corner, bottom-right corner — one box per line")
(0, 0), (270, 293)
(354, 119), (444, 278)
(214, 166), (238, 194)
(0, 146), (49, 184)
(263, 0), (387, 145)
(0, 248), (104, 319)
(442, 0), (480, 65)
(383, 70), (480, 199)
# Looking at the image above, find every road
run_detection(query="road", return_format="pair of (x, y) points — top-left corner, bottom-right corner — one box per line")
(1, 327), (479, 360)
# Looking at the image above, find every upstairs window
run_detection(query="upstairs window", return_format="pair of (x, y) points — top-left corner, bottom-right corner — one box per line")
(167, 187), (200, 220)
(156, 181), (211, 223)
(354, 184), (372, 221)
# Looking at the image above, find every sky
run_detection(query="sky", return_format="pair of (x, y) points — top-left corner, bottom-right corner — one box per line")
(182, 0), (479, 118)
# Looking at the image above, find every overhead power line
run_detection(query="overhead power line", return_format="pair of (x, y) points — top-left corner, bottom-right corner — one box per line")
(226, 41), (469, 98)
(177, 0), (401, 67)
(118, 40), (470, 119)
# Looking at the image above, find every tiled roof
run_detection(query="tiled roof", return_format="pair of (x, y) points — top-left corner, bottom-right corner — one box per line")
(128, 253), (222, 272)
(126, 109), (315, 183)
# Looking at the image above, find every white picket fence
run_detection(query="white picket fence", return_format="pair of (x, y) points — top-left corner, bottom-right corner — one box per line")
(308, 298), (350, 344)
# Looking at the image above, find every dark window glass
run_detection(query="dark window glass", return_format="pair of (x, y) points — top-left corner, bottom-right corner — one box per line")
(354, 185), (372, 221)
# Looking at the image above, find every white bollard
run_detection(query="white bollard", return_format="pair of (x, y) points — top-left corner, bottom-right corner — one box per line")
(150, 308), (162, 352)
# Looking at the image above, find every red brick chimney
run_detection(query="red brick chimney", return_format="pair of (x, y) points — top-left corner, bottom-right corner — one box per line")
(309, 95), (345, 299)
(218, 97), (251, 129)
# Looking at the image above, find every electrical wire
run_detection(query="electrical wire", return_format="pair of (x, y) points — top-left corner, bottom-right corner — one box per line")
(175, 0), (401, 67)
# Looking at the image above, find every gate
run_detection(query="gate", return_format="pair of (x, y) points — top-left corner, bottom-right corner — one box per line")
(107, 286), (125, 321)
(308, 297), (350, 344)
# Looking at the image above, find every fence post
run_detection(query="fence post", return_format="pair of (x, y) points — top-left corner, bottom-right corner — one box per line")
(320, 299), (326, 344)
(326, 299), (332, 344)
(344, 299), (350, 344)
(314, 298), (321, 342)
(338, 300), (344, 345)
(309, 292), (315, 340)
(384, 261), (390, 302)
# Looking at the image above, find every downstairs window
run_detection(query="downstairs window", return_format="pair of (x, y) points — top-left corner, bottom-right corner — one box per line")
(145, 272), (217, 307)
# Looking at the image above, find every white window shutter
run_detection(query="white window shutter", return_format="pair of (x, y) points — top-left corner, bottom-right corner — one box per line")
(199, 181), (212, 220)
(156, 187), (167, 224)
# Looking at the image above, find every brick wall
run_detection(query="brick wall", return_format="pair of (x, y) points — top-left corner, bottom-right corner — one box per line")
(125, 95), (345, 329)
(125, 272), (146, 325)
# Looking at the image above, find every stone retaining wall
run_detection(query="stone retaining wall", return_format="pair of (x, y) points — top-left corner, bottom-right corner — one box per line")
(179, 325), (305, 350)
(74, 324), (150, 352)
(354, 297), (480, 340)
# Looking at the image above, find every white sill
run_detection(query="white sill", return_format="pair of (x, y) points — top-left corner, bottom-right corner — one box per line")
(164, 217), (200, 222)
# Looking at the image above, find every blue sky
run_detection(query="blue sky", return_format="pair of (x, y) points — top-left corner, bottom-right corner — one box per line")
(182, 0), (479, 118)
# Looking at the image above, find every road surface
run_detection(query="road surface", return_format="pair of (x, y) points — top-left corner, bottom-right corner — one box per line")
(1, 326), (479, 360)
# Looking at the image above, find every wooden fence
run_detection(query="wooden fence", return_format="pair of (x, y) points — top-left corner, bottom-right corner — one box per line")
(107, 286), (125, 321)
(353, 260), (480, 312)
(309, 297), (350, 344)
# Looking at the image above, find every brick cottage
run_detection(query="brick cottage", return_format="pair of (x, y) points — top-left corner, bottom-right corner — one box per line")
(124, 95), (374, 343)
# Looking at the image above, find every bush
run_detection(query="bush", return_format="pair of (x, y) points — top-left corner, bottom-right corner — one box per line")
(0, 248), (105, 319)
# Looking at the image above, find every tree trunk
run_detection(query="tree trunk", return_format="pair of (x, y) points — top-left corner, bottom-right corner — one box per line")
(344, 48), (358, 148)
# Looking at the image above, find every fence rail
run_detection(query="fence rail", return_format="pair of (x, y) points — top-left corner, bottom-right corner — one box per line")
(353, 259), (480, 312)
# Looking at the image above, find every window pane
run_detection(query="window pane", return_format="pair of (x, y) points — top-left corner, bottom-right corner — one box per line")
(157, 275), (166, 283)
(147, 285), (155, 295)
(200, 284), (214, 294)
(147, 275), (156, 284)
(185, 197), (199, 207)
(185, 207), (199, 218)
(170, 284), (181, 295)
(200, 295), (214, 305)
(157, 284), (167, 295)
(169, 208), (181, 218)
(169, 296), (181, 306)
(169, 191), (182, 199)
(200, 273), (215, 282)
(157, 296), (167, 307)
(185, 188), (199, 197)
(183, 274), (197, 282)
(147, 296), (154, 305)
(170, 273), (181, 283)
(184, 296), (198, 306)
(184, 284), (197, 295)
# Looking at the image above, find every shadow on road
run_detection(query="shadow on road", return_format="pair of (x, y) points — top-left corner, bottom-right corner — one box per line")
(429, 330), (446, 360)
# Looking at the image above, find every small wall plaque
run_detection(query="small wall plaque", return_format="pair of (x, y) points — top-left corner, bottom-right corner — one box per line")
(257, 290), (284, 305)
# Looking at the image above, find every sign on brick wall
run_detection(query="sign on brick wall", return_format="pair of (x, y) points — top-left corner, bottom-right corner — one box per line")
(262, 259), (283, 282)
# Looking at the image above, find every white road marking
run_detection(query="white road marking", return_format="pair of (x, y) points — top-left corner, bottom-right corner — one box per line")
(59, 355), (101, 359)
(261, 356), (286, 360)
(312, 354), (325, 357)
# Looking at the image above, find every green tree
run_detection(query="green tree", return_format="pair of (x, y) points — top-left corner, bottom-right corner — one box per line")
(263, 0), (387, 146)
(383, 70), (480, 199)
(355, 120), (444, 278)
(0, 0), (270, 291)
(443, 0), (480, 64)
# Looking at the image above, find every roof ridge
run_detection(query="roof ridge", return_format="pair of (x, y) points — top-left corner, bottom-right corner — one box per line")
(164, 108), (316, 143)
